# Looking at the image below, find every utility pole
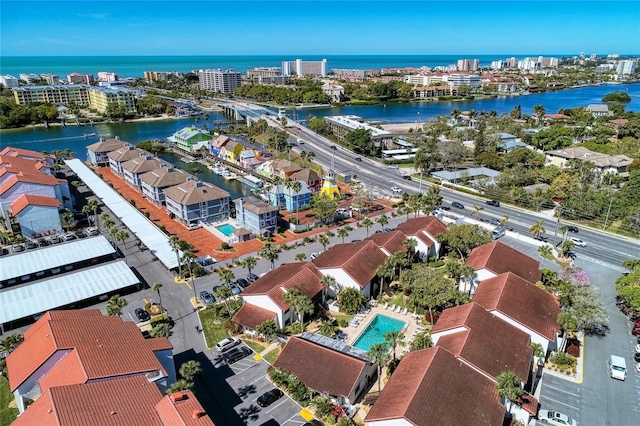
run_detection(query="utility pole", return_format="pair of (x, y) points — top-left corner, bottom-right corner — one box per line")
(603, 196), (613, 230)
(553, 207), (561, 247)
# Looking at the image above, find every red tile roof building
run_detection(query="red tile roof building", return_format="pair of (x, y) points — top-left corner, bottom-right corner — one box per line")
(365, 347), (505, 426)
(395, 216), (449, 260)
(466, 240), (542, 286)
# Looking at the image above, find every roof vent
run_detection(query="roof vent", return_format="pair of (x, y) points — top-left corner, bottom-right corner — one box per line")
(171, 392), (188, 402)
(186, 176), (194, 182)
(111, 411), (117, 416)
(195, 181), (203, 187)
(192, 410), (206, 419)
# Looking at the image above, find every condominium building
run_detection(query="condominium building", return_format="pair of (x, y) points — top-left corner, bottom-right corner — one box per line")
(281, 59), (327, 77)
(143, 71), (182, 82)
(197, 69), (243, 93)
(447, 73), (481, 88)
(39, 73), (60, 85)
(457, 58), (479, 71)
(67, 72), (94, 84)
(246, 67), (288, 84)
(97, 71), (118, 82)
(19, 73), (41, 84)
(0, 75), (18, 88)
(12, 84), (136, 113)
(332, 69), (368, 79)
(617, 60), (638, 75)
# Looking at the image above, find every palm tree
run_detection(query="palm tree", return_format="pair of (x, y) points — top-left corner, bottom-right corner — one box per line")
(360, 218), (373, 236)
(151, 323), (171, 338)
(471, 205), (484, 220)
(179, 360), (202, 382)
(537, 245), (553, 266)
(106, 295), (127, 316)
(500, 214), (510, 229)
(533, 104), (546, 125)
(384, 330), (405, 363)
(318, 234), (330, 251)
(375, 263), (392, 298)
(116, 230), (130, 261)
(0, 334), (24, 353)
(218, 267), (235, 288)
(320, 274), (336, 304)
(181, 250), (197, 300)
(402, 238), (418, 263)
(152, 282), (164, 311)
(318, 320), (339, 338)
(260, 242), (280, 270)
(369, 342), (390, 393)
(295, 253), (307, 262)
(283, 289), (314, 332)
(388, 251), (406, 278)
(168, 235), (182, 276)
(337, 227), (350, 243)
(450, 107), (461, 122)
(496, 370), (524, 414)
(377, 214), (389, 230)
(291, 180), (303, 223)
(241, 256), (257, 276)
(529, 220), (546, 240)
(560, 239), (575, 258)
(109, 227), (119, 246)
(102, 217), (115, 233)
(215, 285), (233, 315)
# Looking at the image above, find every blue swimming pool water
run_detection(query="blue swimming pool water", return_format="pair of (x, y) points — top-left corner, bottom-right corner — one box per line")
(216, 224), (236, 236)
(352, 314), (406, 352)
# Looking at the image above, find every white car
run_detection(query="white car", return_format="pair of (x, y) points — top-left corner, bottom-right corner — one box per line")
(391, 186), (402, 193)
(388, 164), (399, 169)
(569, 237), (587, 247)
(538, 409), (578, 425)
(215, 336), (241, 352)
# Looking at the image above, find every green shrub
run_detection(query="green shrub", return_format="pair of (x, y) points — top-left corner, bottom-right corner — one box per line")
(428, 260), (444, 268)
(549, 351), (577, 368)
(338, 318), (348, 327)
(221, 242), (230, 250)
(150, 313), (170, 325)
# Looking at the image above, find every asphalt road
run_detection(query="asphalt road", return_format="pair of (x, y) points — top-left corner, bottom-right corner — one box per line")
(287, 122), (640, 269)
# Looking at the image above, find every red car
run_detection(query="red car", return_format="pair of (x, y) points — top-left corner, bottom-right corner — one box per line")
(632, 326), (640, 336)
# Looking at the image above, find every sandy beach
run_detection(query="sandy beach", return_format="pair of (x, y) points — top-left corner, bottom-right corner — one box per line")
(380, 122), (426, 132)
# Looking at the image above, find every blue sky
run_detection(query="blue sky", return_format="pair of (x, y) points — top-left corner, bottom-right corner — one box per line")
(1, 1), (639, 56)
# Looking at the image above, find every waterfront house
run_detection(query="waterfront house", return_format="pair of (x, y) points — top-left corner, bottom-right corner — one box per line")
(395, 216), (448, 260)
(86, 137), (126, 167)
(268, 183), (311, 212)
(364, 346), (506, 426)
(233, 262), (324, 330)
(220, 140), (244, 164)
(163, 178), (230, 229)
(107, 145), (142, 177)
(239, 149), (261, 170)
(10, 194), (62, 238)
(270, 159), (302, 179)
(273, 333), (375, 405)
(290, 168), (322, 193)
(472, 272), (561, 354)
(169, 127), (212, 154)
(545, 146), (632, 176)
(462, 240), (541, 294)
(121, 154), (162, 192)
(140, 164), (191, 207)
(233, 196), (278, 238)
(312, 240), (389, 299)
(210, 134), (231, 155)
(586, 103), (612, 117)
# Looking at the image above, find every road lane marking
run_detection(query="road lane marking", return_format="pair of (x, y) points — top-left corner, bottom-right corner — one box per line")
(265, 398), (289, 414)
(541, 395), (580, 411)
(544, 384), (581, 398)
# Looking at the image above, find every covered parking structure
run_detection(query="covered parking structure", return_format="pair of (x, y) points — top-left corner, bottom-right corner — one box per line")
(0, 261), (139, 333)
(0, 236), (115, 286)
(65, 159), (180, 270)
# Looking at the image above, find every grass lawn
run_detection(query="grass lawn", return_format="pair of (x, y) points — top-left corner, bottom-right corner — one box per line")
(0, 376), (18, 426)
(263, 347), (281, 365)
(198, 310), (230, 349)
(240, 337), (268, 354)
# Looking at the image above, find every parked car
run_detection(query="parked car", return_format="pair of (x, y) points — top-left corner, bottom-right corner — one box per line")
(199, 290), (215, 305)
(391, 186), (402, 193)
(247, 273), (259, 283)
(25, 241), (38, 250)
(63, 233), (77, 241)
(257, 389), (284, 407)
(488, 217), (502, 226)
(38, 238), (51, 247)
(485, 200), (500, 207)
(12, 244), (25, 253)
(215, 336), (241, 352)
(452, 201), (465, 209)
(310, 252), (319, 260)
(230, 284), (242, 295)
(569, 237), (587, 247)
(402, 175), (412, 180)
(297, 138), (304, 145)
(235, 278), (250, 290)
(388, 164), (398, 169)
(634, 344), (640, 362)
(354, 157), (362, 162)
(538, 409), (578, 425)
(135, 308), (150, 322)
(567, 225), (579, 233)
(633, 326), (640, 336)
(86, 227), (99, 236)
(49, 236), (63, 244)
(223, 346), (252, 364)
(75, 230), (87, 239)
(383, 227), (394, 232)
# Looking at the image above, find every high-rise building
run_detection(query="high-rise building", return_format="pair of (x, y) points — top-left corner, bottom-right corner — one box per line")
(617, 60), (638, 75)
(281, 59), (327, 77)
(457, 58), (479, 71)
(19, 73), (41, 84)
(67, 72), (94, 84)
(143, 71), (183, 82)
(196, 69), (243, 93)
(97, 71), (118, 82)
(506, 57), (518, 68)
(0, 75), (18, 88)
(39, 73), (60, 85)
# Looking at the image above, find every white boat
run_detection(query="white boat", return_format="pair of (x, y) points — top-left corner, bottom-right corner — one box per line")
(223, 172), (237, 181)
(215, 166), (227, 175)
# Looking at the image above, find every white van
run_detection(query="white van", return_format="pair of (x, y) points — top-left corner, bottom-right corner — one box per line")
(491, 226), (506, 240)
(609, 355), (627, 380)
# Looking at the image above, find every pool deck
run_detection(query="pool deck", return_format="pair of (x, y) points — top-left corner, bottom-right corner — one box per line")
(343, 305), (425, 355)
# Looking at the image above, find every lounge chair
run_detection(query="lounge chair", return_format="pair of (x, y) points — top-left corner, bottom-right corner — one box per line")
(383, 302), (389, 309)
(390, 304), (397, 312)
(401, 307), (408, 315)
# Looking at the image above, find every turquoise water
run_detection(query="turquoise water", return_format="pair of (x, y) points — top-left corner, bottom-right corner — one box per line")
(216, 224), (236, 236)
(352, 314), (406, 352)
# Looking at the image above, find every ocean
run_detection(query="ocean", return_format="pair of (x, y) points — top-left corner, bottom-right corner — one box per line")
(0, 54), (571, 79)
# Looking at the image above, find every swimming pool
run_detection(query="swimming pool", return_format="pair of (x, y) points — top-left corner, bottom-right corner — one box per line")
(215, 224), (236, 236)
(352, 314), (406, 352)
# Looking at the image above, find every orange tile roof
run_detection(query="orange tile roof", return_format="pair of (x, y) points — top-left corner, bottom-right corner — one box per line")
(7, 309), (170, 392)
(466, 240), (542, 283)
(273, 336), (371, 398)
(365, 230), (407, 255)
(155, 391), (215, 426)
(395, 216), (449, 248)
(233, 303), (277, 330)
(0, 172), (60, 195)
(0, 154), (51, 174)
(38, 349), (88, 393)
(14, 375), (165, 426)
(434, 303), (532, 382)
(243, 262), (324, 310)
(472, 272), (561, 341)
(0, 146), (48, 159)
(11, 194), (61, 215)
(365, 347), (505, 426)
(313, 240), (388, 288)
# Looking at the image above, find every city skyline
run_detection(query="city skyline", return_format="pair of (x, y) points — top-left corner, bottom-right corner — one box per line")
(1, 1), (639, 57)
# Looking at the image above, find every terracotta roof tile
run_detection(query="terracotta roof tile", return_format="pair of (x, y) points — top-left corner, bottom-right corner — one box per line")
(7, 319), (59, 391)
(273, 336), (370, 398)
(233, 303), (277, 329)
(11, 391), (57, 426)
(38, 349), (88, 393)
(0, 172), (60, 195)
(365, 347), (505, 425)
(0, 146), (48, 159)
(242, 262), (324, 310)
(0, 154), (51, 174)
(395, 216), (448, 247)
(313, 240), (388, 288)
(472, 272), (561, 341)
(365, 230), (407, 255)
(434, 303), (532, 382)
(10, 194), (60, 215)
(145, 337), (173, 352)
(466, 240), (542, 283)
(155, 391), (215, 426)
